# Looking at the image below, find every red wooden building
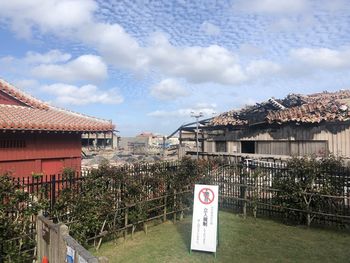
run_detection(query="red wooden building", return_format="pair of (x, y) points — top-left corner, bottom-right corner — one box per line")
(0, 79), (114, 177)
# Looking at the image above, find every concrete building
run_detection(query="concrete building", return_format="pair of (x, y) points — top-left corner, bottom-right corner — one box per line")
(81, 132), (115, 149)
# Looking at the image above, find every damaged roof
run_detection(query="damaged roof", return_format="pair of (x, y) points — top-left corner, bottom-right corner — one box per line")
(0, 79), (115, 132)
(210, 90), (350, 127)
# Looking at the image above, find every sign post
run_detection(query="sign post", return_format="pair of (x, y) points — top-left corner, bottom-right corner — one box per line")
(190, 184), (219, 257)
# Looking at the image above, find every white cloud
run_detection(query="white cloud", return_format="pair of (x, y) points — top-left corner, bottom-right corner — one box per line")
(147, 33), (247, 85)
(0, 56), (15, 64)
(290, 47), (350, 69)
(234, 0), (308, 14)
(0, 2), (250, 86)
(246, 60), (281, 77)
(192, 102), (217, 110)
(0, 56), (16, 72)
(41, 83), (123, 105)
(0, 0), (97, 38)
(270, 18), (298, 31)
(14, 79), (39, 89)
(148, 104), (216, 119)
(0, 1), (144, 70)
(200, 21), (221, 36)
(239, 44), (264, 57)
(270, 16), (315, 32)
(31, 55), (108, 82)
(25, 50), (71, 64)
(150, 79), (189, 101)
(78, 22), (146, 70)
(1, 1), (318, 87)
(320, 0), (350, 12)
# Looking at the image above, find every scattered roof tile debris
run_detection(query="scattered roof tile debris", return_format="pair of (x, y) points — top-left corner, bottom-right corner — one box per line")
(210, 90), (350, 127)
(0, 79), (114, 132)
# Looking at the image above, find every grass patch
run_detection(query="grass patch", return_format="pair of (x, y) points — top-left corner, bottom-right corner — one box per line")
(91, 211), (350, 263)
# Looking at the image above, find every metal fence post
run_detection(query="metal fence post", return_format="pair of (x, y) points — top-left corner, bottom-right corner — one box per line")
(51, 175), (56, 210)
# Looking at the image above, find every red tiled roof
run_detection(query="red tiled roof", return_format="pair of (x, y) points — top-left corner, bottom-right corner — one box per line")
(0, 79), (114, 132)
(266, 94), (350, 124)
(0, 79), (49, 110)
(210, 90), (350, 127)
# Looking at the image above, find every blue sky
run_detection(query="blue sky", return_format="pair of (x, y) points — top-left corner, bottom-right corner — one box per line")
(1, 0), (350, 136)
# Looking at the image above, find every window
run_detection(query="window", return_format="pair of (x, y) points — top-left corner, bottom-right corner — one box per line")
(0, 140), (26, 148)
(215, 141), (227, 152)
(241, 141), (255, 154)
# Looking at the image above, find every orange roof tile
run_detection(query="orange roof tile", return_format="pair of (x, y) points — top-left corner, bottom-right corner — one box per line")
(0, 79), (114, 132)
(210, 90), (350, 127)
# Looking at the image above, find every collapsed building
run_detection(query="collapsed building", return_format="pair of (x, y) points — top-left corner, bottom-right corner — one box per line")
(178, 90), (350, 161)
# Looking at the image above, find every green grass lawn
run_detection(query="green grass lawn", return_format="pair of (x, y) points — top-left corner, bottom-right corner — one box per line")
(91, 211), (350, 263)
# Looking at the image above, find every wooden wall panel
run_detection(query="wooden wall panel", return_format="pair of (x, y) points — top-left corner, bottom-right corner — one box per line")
(0, 132), (82, 177)
(0, 132), (81, 161)
(204, 123), (350, 158)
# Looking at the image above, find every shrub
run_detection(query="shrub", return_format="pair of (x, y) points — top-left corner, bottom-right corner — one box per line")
(0, 173), (40, 261)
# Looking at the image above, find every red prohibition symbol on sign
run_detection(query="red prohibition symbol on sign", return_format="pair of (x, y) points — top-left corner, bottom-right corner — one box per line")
(198, 188), (215, 205)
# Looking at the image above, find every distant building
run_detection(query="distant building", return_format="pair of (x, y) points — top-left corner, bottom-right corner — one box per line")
(81, 132), (115, 149)
(178, 90), (350, 161)
(0, 79), (114, 177)
(137, 132), (163, 147)
(119, 132), (179, 154)
(118, 136), (148, 152)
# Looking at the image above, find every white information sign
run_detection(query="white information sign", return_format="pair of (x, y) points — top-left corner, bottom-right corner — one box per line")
(66, 246), (75, 263)
(190, 184), (219, 253)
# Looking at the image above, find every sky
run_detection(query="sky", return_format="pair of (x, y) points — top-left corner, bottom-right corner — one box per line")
(0, 0), (350, 136)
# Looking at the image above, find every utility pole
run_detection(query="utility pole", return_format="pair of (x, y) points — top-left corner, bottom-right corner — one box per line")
(191, 111), (203, 160)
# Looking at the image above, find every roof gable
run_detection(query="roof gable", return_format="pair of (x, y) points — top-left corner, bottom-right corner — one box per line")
(0, 79), (48, 110)
(0, 90), (27, 106)
(0, 79), (114, 132)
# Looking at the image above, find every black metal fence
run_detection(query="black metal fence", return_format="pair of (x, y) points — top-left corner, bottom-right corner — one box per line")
(2, 160), (350, 261)
(9, 161), (350, 225)
(212, 163), (350, 226)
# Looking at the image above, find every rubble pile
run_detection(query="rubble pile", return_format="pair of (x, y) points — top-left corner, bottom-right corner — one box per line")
(210, 90), (350, 127)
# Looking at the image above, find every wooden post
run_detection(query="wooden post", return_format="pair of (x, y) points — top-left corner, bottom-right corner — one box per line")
(253, 175), (258, 218)
(96, 220), (107, 250)
(124, 206), (128, 240)
(163, 195), (167, 222)
(243, 185), (247, 218)
(173, 190), (177, 223)
(87, 132), (90, 149)
(179, 192), (184, 221)
(240, 168), (247, 218)
(131, 225), (136, 239)
(143, 222), (148, 235)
